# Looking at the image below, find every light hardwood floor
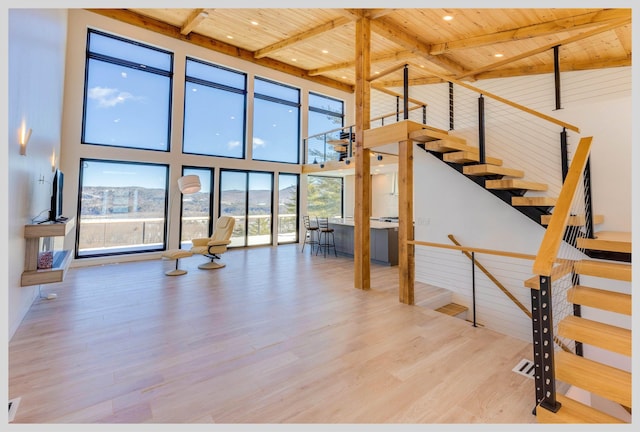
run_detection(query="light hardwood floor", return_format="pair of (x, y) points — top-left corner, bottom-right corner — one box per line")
(9, 244), (537, 425)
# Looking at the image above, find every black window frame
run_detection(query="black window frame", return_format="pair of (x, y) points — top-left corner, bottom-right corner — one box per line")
(81, 28), (174, 152)
(75, 158), (170, 259)
(252, 76), (301, 164)
(183, 57), (248, 159)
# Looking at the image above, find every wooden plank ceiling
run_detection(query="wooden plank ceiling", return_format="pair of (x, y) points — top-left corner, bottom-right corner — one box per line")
(88, 8), (631, 93)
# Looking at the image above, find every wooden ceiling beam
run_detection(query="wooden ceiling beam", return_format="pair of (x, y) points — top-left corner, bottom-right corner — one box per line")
(365, 9), (398, 20)
(180, 8), (210, 36)
(368, 62), (407, 82)
(308, 50), (414, 76)
(370, 17), (468, 76)
(86, 9), (354, 93)
(457, 17), (631, 80)
(430, 8), (631, 55)
(254, 16), (353, 59)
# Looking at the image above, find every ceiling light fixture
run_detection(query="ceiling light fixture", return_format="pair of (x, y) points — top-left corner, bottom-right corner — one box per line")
(250, 20), (259, 26)
(494, 53), (504, 58)
(227, 35), (234, 39)
(322, 49), (329, 54)
(443, 15), (453, 21)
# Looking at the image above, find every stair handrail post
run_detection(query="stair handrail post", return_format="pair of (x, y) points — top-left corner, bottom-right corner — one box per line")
(560, 128), (569, 181)
(422, 105), (427, 125)
(396, 95), (400, 122)
(471, 252), (477, 327)
(478, 94), (486, 164)
(531, 275), (562, 415)
(583, 156), (595, 239)
(448, 82), (454, 130)
(323, 133), (327, 163)
(403, 64), (409, 120)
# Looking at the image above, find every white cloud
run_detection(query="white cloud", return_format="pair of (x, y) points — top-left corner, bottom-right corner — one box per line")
(227, 140), (241, 149)
(253, 137), (266, 147)
(88, 86), (134, 108)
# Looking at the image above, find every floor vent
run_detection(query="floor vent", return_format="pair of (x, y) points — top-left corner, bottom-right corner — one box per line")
(9, 397), (21, 422)
(512, 358), (535, 379)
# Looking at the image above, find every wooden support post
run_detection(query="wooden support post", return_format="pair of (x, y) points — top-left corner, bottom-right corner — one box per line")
(398, 139), (414, 304)
(354, 17), (371, 290)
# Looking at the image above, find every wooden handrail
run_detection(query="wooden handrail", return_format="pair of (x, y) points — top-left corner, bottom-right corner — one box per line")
(410, 239), (537, 261)
(533, 136), (593, 276)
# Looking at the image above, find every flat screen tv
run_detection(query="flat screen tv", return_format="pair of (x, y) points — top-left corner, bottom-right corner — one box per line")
(49, 169), (64, 222)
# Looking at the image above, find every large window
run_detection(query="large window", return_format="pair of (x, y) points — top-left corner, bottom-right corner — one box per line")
(307, 175), (343, 218)
(180, 167), (214, 248)
(307, 92), (345, 163)
(219, 170), (274, 247)
(76, 159), (169, 257)
(278, 174), (299, 244)
(183, 58), (247, 158)
(252, 77), (300, 164)
(82, 30), (173, 151)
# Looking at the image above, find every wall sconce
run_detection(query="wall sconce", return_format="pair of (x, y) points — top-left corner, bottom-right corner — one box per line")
(50, 149), (57, 172)
(19, 125), (32, 156)
(377, 154), (383, 161)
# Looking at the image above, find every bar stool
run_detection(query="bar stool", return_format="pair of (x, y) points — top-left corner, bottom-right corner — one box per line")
(316, 217), (337, 257)
(302, 215), (319, 253)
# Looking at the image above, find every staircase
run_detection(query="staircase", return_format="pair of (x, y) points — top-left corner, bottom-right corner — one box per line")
(408, 127), (628, 263)
(409, 124), (632, 423)
(535, 238), (632, 423)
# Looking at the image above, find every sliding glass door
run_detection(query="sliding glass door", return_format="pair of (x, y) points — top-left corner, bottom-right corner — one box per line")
(220, 170), (273, 247)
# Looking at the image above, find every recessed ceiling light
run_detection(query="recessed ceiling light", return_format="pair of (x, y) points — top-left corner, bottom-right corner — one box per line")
(374, 71), (380, 74)
(250, 20), (259, 26)
(443, 15), (453, 21)
(322, 49), (329, 54)
(227, 35), (234, 39)
(291, 58), (297, 62)
(342, 76), (347, 79)
(494, 53), (504, 58)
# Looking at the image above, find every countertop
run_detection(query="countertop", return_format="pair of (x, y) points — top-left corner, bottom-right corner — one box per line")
(329, 218), (398, 229)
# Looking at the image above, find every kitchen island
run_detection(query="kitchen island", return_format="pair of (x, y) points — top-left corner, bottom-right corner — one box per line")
(328, 218), (399, 266)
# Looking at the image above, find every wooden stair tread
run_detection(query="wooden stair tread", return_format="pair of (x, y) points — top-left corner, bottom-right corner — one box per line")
(558, 315), (631, 356)
(485, 179), (548, 191)
(555, 350), (631, 408)
(443, 151), (503, 166)
(424, 141), (475, 153)
(463, 164), (524, 178)
(536, 394), (625, 423)
(327, 139), (348, 145)
(409, 126), (465, 143)
(576, 231), (632, 254)
(541, 214), (604, 226)
(574, 260), (631, 282)
(435, 302), (468, 316)
(512, 196), (557, 207)
(567, 285), (631, 315)
(524, 262), (574, 289)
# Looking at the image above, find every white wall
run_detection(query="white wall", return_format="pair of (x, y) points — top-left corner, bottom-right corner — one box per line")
(7, 9), (69, 339)
(411, 68), (632, 342)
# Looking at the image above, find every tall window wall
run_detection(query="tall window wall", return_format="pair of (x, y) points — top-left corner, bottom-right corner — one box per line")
(74, 26), (345, 259)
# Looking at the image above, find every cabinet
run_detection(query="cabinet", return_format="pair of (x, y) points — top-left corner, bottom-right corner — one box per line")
(22, 217), (75, 287)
